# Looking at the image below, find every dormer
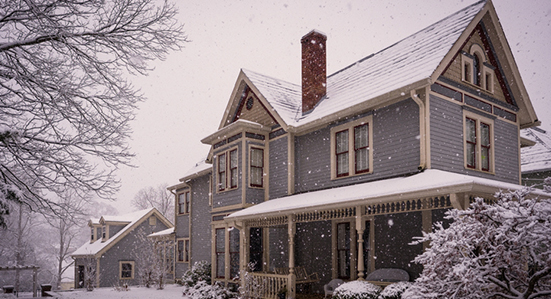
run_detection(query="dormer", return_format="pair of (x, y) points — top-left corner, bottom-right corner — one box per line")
(88, 218), (101, 243)
(99, 216), (131, 242)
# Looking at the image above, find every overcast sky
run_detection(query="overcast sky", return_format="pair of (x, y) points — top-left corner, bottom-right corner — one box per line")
(109, 0), (551, 214)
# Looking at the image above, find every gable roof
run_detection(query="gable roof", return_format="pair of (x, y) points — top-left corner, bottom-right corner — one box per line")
(521, 127), (551, 174)
(219, 0), (537, 134)
(71, 208), (173, 258)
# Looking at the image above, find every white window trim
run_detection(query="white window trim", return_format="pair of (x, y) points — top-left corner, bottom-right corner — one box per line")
(119, 261), (135, 280)
(177, 190), (191, 215)
(330, 115), (373, 180)
(463, 110), (495, 174)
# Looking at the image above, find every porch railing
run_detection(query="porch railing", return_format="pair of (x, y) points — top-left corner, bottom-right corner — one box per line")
(242, 272), (291, 299)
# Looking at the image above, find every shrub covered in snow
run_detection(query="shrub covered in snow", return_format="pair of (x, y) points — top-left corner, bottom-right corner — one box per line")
(378, 281), (411, 299)
(406, 187), (551, 299)
(333, 280), (381, 299)
(182, 261), (211, 287)
(182, 281), (237, 299)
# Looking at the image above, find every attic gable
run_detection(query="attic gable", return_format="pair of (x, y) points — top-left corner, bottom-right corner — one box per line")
(218, 69), (300, 133)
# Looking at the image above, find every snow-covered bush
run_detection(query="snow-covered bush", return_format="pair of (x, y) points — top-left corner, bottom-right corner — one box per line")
(333, 280), (382, 299)
(182, 281), (237, 299)
(378, 281), (411, 299)
(406, 187), (551, 299)
(182, 261), (211, 287)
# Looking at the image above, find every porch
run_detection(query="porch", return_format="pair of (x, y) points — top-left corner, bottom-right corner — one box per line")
(225, 170), (527, 299)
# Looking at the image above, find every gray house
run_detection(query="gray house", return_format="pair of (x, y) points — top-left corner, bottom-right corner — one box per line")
(169, 1), (542, 298)
(71, 208), (173, 288)
(521, 127), (551, 187)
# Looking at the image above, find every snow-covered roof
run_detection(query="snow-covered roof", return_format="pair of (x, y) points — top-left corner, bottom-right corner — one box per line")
(244, 1), (486, 129)
(148, 227), (175, 238)
(179, 158), (211, 182)
(521, 127), (551, 174)
(226, 169), (546, 221)
(72, 208), (158, 257)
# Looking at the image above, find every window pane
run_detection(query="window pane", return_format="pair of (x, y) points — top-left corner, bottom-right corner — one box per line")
(230, 150), (238, 168)
(467, 143), (476, 168)
(336, 130), (348, 154)
(218, 154), (226, 190)
(251, 148), (263, 167)
(215, 229), (225, 278)
(229, 228), (240, 279)
(354, 124), (368, 149)
(466, 118), (476, 142)
(481, 147), (489, 170)
(337, 153), (349, 176)
(481, 123), (490, 146)
(355, 148), (369, 172)
(178, 240), (184, 261)
(216, 229), (225, 251)
(251, 167), (262, 186)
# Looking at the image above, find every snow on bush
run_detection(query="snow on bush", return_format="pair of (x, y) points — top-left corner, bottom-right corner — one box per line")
(333, 280), (382, 299)
(182, 261), (211, 287)
(405, 187), (551, 299)
(378, 281), (411, 299)
(182, 281), (237, 299)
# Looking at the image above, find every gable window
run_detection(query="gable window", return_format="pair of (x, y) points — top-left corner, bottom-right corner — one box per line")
(119, 261), (135, 279)
(461, 45), (494, 93)
(250, 147), (264, 187)
(178, 191), (190, 215)
(331, 115), (373, 179)
(217, 148), (238, 192)
(177, 239), (190, 263)
(464, 111), (494, 173)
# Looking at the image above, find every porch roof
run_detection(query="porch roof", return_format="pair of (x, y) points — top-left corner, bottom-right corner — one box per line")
(225, 170), (546, 221)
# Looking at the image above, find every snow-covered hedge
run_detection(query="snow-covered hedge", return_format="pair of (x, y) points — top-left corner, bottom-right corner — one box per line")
(333, 280), (382, 299)
(182, 281), (237, 299)
(378, 281), (411, 299)
(182, 261), (211, 287)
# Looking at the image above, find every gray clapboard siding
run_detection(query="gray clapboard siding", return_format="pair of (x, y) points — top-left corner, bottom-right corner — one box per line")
(99, 218), (170, 287)
(190, 174), (212, 264)
(269, 136), (289, 199)
(430, 94), (519, 184)
(295, 99), (420, 194)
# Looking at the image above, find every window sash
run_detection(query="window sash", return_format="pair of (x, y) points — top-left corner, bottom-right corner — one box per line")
(218, 153), (226, 191)
(354, 124), (369, 173)
(466, 118), (477, 168)
(337, 223), (351, 279)
(178, 192), (190, 214)
(230, 149), (238, 188)
(177, 240), (184, 262)
(250, 148), (264, 187)
(215, 228), (225, 278)
(336, 130), (349, 177)
(229, 228), (240, 279)
(481, 122), (491, 171)
(184, 239), (190, 262)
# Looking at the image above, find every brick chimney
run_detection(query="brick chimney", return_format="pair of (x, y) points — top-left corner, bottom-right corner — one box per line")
(301, 30), (327, 113)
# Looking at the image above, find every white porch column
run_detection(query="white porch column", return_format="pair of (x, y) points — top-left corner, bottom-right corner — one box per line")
(356, 206), (365, 280)
(238, 221), (248, 290)
(288, 215), (296, 299)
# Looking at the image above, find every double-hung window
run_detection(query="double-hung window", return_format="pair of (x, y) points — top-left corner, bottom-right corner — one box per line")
(250, 147), (264, 187)
(177, 239), (190, 263)
(178, 191), (190, 215)
(217, 149), (238, 192)
(464, 111), (493, 173)
(119, 261), (135, 279)
(331, 115), (373, 179)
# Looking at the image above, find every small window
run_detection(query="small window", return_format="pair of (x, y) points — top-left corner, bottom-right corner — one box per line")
(102, 225), (106, 240)
(250, 147), (264, 187)
(330, 115), (373, 179)
(90, 228), (94, 241)
(178, 191), (190, 215)
(119, 261), (135, 279)
(149, 216), (157, 226)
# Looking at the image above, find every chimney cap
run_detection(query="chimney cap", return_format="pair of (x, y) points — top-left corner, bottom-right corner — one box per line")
(301, 29), (327, 42)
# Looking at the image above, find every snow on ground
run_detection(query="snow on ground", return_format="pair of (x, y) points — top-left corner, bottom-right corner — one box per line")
(53, 284), (184, 299)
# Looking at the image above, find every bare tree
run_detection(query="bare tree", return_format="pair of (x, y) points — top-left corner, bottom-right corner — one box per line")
(0, 0), (187, 225)
(42, 193), (89, 290)
(132, 184), (174, 220)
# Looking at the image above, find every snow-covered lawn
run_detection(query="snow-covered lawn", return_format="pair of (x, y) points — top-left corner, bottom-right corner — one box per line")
(55, 284), (183, 298)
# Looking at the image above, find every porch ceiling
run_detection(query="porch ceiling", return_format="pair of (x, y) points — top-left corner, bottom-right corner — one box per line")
(225, 169), (546, 222)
